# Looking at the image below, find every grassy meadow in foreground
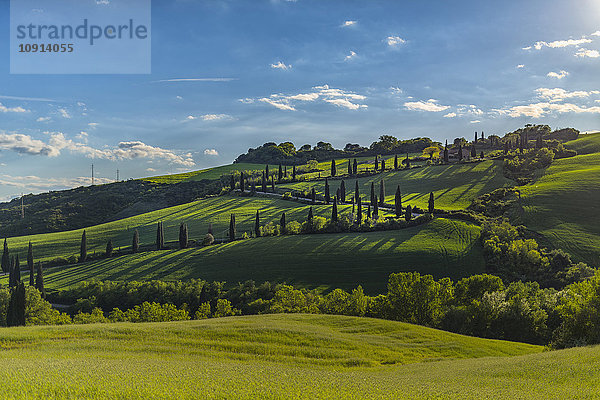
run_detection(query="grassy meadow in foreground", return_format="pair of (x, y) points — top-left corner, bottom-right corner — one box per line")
(12, 218), (484, 293)
(279, 160), (512, 210)
(0, 314), (550, 399)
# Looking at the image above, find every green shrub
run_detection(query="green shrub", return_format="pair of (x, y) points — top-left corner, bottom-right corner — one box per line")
(74, 308), (109, 324)
(195, 302), (211, 319)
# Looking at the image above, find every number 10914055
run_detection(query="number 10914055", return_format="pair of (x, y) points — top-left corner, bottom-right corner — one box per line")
(18, 43), (74, 53)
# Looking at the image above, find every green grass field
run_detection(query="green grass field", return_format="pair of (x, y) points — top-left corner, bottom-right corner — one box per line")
(279, 160), (512, 210)
(10, 218), (484, 293)
(5, 195), (353, 263)
(0, 313), (554, 399)
(565, 132), (600, 155)
(519, 152), (600, 266)
(141, 162), (280, 183)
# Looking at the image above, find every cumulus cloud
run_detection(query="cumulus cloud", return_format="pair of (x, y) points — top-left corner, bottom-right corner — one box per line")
(547, 70), (569, 79)
(533, 38), (592, 50)
(390, 87), (403, 95)
(58, 108), (71, 118)
(186, 115), (197, 121)
(0, 103), (28, 113)
(245, 84), (367, 111)
(386, 36), (406, 46)
(404, 99), (449, 112)
(517, 64), (525, 68)
(470, 120), (481, 124)
(0, 132), (195, 167)
(204, 149), (219, 156)
(342, 20), (356, 27)
(344, 50), (357, 61)
(443, 112), (457, 118)
(535, 87), (598, 102)
(271, 61), (292, 70)
(592, 31), (600, 37)
(495, 102), (600, 118)
(575, 48), (600, 58)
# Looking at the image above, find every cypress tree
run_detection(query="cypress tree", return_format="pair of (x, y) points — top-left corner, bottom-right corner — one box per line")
(458, 145), (463, 161)
(284, 165), (287, 178)
(1, 238), (9, 273)
(311, 188), (316, 204)
(208, 223), (213, 235)
(471, 145), (477, 158)
(132, 230), (140, 253)
(7, 282), (26, 327)
(405, 153), (411, 168)
(280, 212), (286, 234)
(355, 180), (360, 204)
(332, 197), (338, 222)
(230, 174), (235, 191)
(443, 141), (449, 163)
(14, 256), (21, 287)
(229, 214), (236, 242)
(370, 182), (375, 206)
(27, 242), (34, 286)
(374, 155), (378, 171)
(395, 185), (402, 217)
(428, 192), (435, 213)
(352, 159), (358, 175)
(307, 207), (314, 232)
(480, 151), (484, 158)
(278, 164), (283, 183)
(179, 223), (188, 249)
(474, 131), (478, 143)
(347, 160), (352, 175)
(266, 165), (269, 179)
(292, 165), (297, 181)
(394, 154), (399, 170)
(367, 204), (371, 219)
(357, 197), (362, 223)
(325, 178), (330, 204)
(255, 211), (261, 237)
(106, 239), (113, 257)
(336, 188), (340, 201)
(331, 159), (337, 177)
(352, 198), (355, 214)
(251, 181), (256, 194)
(36, 262), (45, 299)
(481, 131), (485, 140)
(373, 196), (379, 218)
(405, 205), (412, 222)
(156, 222), (162, 250)
(340, 180), (346, 203)
(79, 230), (87, 263)
(379, 180), (385, 206)
(381, 159), (385, 171)
(262, 171), (267, 192)
(159, 222), (165, 249)
(240, 172), (245, 192)
(271, 176), (275, 192)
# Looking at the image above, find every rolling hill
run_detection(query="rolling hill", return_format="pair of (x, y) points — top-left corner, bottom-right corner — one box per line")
(279, 159), (512, 210)
(0, 314), (549, 399)
(8, 218), (484, 293)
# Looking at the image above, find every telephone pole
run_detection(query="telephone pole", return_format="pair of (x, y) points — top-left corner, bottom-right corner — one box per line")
(116, 169), (120, 182)
(91, 164), (95, 186)
(20, 194), (24, 219)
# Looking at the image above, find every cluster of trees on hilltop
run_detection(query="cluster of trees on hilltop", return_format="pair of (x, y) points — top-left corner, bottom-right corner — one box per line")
(234, 136), (436, 165)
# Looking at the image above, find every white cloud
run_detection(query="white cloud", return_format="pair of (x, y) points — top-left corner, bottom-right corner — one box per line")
(592, 31), (600, 37)
(404, 99), (450, 112)
(88, 122), (99, 129)
(517, 64), (525, 68)
(186, 115), (197, 120)
(146, 168), (156, 172)
(470, 120), (481, 124)
(390, 87), (403, 95)
(154, 78), (236, 83)
(522, 46), (532, 51)
(201, 114), (231, 121)
(204, 149), (219, 156)
(535, 87), (598, 102)
(547, 70), (569, 79)
(76, 131), (88, 142)
(58, 108), (71, 118)
(0, 132), (195, 167)
(36, 117), (51, 122)
(575, 48), (600, 58)
(176, 96), (183, 100)
(0, 174), (112, 192)
(386, 36), (406, 46)
(0, 103), (28, 113)
(246, 84), (367, 111)
(270, 61), (291, 70)
(495, 102), (600, 118)
(443, 112), (457, 118)
(533, 38), (592, 50)
(342, 20), (356, 27)
(344, 50), (357, 61)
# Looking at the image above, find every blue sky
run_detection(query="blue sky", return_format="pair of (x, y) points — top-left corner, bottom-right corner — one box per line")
(0, 0), (599, 200)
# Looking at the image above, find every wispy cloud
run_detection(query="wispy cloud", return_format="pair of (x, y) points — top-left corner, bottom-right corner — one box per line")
(185, 114), (232, 121)
(386, 36), (406, 46)
(36, 117), (51, 122)
(575, 48), (600, 58)
(547, 70), (569, 79)
(344, 50), (357, 61)
(404, 99), (449, 112)
(0, 95), (55, 102)
(270, 61), (291, 70)
(204, 149), (219, 156)
(516, 64), (525, 68)
(495, 102), (600, 118)
(0, 103), (29, 113)
(58, 108), (71, 118)
(443, 112), (457, 118)
(341, 20), (356, 27)
(153, 78), (237, 83)
(535, 87), (599, 102)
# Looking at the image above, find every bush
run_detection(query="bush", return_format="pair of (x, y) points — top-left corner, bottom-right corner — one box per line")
(202, 233), (215, 246)
(195, 302), (211, 319)
(285, 221), (302, 234)
(212, 299), (239, 318)
(123, 302), (190, 322)
(74, 308), (109, 324)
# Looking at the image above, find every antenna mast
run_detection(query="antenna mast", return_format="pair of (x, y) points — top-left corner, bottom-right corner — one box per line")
(21, 194), (24, 219)
(116, 169), (120, 182)
(92, 164), (95, 186)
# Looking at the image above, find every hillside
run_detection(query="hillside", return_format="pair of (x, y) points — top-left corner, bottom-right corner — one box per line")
(4, 195), (354, 263)
(565, 131), (600, 155)
(9, 218), (484, 293)
(0, 314), (546, 399)
(280, 160), (512, 210)
(517, 141), (600, 266)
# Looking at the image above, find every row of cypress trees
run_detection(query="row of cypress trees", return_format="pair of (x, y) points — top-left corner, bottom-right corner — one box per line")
(2, 239), (46, 298)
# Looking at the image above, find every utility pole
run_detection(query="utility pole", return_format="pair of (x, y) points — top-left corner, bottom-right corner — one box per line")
(116, 169), (120, 182)
(20, 193), (24, 219)
(91, 164), (95, 186)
